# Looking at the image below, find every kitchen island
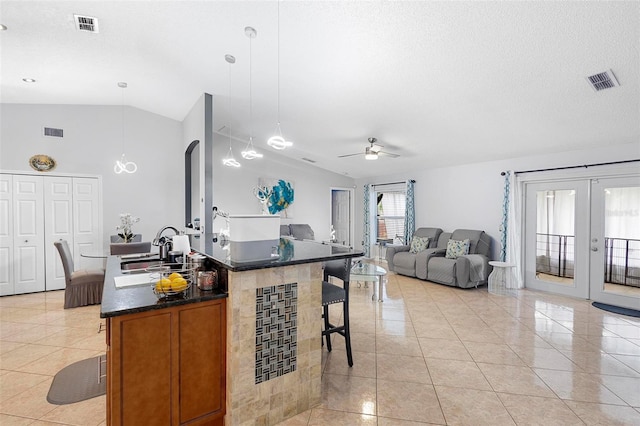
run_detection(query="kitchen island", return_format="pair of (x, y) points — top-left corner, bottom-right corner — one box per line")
(197, 237), (362, 425)
(101, 238), (363, 426)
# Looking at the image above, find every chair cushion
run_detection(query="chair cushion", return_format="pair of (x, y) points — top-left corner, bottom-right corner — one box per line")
(445, 239), (470, 259)
(70, 270), (105, 286)
(427, 257), (456, 285)
(409, 237), (430, 254)
(322, 281), (346, 305)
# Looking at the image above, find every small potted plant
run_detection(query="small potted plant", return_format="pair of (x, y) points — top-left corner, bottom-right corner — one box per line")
(116, 213), (140, 243)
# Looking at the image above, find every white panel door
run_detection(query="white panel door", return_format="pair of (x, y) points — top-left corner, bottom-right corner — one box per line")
(331, 189), (353, 246)
(14, 175), (45, 294)
(0, 174), (14, 295)
(44, 177), (74, 290)
(73, 178), (102, 270)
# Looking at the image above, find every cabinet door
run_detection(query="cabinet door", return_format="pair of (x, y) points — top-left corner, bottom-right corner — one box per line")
(13, 176), (45, 294)
(109, 311), (173, 425)
(73, 177), (102, 270)
(179, 301), (226, 424)
(0, 174), (14, 295)
(44, 177), (74, 290)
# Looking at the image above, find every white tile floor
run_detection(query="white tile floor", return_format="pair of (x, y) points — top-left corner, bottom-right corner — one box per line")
(1, 268), (639, 425)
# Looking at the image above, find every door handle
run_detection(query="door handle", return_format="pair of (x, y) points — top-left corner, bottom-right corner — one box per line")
(591, 247), (598, 252)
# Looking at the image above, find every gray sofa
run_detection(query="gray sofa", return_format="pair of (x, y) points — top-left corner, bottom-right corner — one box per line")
(386, 227), (492, 288)
(280, 224), (315, 240)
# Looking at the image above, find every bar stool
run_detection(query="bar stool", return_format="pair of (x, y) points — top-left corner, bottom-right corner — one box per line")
(322, 258), (353, 366)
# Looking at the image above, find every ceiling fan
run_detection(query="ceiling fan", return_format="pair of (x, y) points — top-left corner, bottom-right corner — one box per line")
(338, 138), (400, 160)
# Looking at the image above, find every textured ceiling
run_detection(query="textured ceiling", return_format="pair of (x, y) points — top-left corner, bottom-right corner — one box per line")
(1, 1), (638, 178)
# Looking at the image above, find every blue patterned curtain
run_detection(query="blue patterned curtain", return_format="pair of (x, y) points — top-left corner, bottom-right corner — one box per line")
(363, 184), (371, 257)
(500, 172), (510, 262)
(404, 180), (415, 244)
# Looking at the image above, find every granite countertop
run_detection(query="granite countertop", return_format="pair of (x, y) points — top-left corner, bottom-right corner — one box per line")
(196, 237), (364, 272)
(100, 255), (227, 318)
(101, 239), (363, 318)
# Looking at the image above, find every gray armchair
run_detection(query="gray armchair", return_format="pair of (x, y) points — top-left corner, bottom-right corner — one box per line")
(289, 224), (315, 240)
(385, 227), (444, 277)
(54, 240), (105, 309)
(427, 229), (492, 288)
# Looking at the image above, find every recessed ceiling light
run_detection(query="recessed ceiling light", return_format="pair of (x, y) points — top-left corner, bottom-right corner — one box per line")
(22, 78), (36, 83)
(0, 24), (7, 31)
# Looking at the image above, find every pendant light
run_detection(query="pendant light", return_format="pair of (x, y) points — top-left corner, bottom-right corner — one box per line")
(114, 82), (138, 174)
(242, 26), (263, 160)
(222, 54), (241, 168)
(267, 1), (293, 150)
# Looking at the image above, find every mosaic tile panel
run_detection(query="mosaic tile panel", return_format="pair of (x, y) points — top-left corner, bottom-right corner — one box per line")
(255, 282), (298, 384)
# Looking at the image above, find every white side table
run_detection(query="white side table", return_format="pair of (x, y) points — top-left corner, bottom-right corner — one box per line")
(488, 261), (516, 296)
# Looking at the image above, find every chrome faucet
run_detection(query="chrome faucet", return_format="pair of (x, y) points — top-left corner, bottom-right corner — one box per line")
(153, 226), (180, 260)
(153, 226), (179, 245)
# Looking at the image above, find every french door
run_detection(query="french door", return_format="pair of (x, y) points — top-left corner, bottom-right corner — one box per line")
(525, 175), (640, 310)
(590, 176), (640, 309)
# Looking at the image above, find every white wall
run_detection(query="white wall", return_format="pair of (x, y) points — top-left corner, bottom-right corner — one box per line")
(212, 133), (355, 241)
(354, 142), (640, 260)
(0, 104), (184, 249)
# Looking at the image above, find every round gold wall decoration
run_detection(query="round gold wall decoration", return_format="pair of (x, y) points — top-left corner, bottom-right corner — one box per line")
(29, 154), (57, 172)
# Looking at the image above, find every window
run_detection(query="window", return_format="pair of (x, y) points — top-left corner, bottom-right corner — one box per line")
(376, 190), (405, 243)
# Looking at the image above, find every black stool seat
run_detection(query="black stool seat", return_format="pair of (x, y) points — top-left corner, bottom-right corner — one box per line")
(322, 281), (346, 305)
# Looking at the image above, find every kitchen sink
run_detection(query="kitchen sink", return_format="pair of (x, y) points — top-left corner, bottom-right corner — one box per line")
(120, 258), (162, 272)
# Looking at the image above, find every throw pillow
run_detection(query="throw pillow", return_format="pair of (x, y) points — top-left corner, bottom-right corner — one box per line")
(409, 236), (430, 254)
(445, 239), (470, 259)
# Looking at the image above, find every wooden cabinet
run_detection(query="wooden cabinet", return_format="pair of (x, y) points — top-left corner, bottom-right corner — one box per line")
(106, 298), (226, 426)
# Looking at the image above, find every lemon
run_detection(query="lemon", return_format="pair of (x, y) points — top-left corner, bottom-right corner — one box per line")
(168, 272), (183, 281)
(156, 277), (172, 292)
(171, 277), (188, 292)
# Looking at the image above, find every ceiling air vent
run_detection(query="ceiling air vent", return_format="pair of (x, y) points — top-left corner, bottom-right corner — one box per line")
(74, 14), (99, 33)
(586, 69), (619, 92)
(43, 127), (64, 138)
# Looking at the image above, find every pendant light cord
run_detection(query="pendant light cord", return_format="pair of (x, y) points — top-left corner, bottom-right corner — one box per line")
(249, 33), (253, 140)
(228, 58), (233, 149)
(121, 86), (125, 156)
(277, 0), (280, 122)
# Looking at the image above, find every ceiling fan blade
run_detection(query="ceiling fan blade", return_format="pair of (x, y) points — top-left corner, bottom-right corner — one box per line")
(379, 151), (400, 158)
(337, 152), (363, 158)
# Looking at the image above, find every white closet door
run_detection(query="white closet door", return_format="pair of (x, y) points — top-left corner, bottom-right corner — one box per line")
(0, 174), (14, 295)
(73, 178), (102, 270)
(44, 177), (74, 290)
(13, 175), (45, 294)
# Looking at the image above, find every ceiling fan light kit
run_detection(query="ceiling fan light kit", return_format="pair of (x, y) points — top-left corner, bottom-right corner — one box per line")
(338, 137), (399, 160)
(365, 147), (378, 160)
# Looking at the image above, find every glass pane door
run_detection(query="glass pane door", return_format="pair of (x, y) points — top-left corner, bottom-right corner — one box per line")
(590, 176), (640, 310)
(525, 180), (590, 298)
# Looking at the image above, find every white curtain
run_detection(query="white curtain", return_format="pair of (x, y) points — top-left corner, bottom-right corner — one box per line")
(506, 171), (524, 289)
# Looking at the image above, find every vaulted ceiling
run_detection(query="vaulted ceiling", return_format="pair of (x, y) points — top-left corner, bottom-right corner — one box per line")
(1, 1), (638, 178)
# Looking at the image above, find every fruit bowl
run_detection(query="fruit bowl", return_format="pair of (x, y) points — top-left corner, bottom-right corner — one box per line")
(147, 263), (195, 298)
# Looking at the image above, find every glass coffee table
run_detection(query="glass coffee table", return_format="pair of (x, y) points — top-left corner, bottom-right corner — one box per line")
(351, 262), (387, 302)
